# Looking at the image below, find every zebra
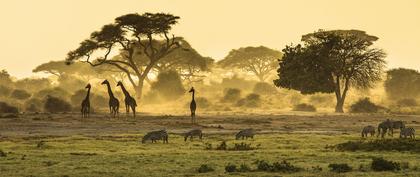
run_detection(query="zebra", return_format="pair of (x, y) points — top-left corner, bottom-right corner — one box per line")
(377, 119), (405, 138)
(184, 129), (203, 141)
(400, 127), (415, 139)
(361, 125), (375, 138)
(141, 130), (169, 143)
(235, 128), (255, 140)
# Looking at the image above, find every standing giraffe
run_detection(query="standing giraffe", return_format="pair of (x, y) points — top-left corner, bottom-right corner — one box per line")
(81, 83), (91, 118)
(116, 81), (137, 117)
(189, 87), (197, 124)
(101, 80), (119, 118)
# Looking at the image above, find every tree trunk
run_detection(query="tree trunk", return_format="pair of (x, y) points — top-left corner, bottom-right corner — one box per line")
(135, 82), (143, 100)
(335, 97), (345, 113)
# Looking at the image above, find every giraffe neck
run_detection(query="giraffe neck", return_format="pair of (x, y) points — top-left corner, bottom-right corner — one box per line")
(119, 83), (130, 97)
(192, 91), (195, 101)
(85, 87), (91, 100)
(106, 83), (115, 98)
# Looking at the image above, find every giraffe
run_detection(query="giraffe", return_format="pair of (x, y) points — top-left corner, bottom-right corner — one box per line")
(189, 87), (197, 124)
(116, 81), (137, 117)
(81, 83), (91, 118)
(101, 80), (119, 118)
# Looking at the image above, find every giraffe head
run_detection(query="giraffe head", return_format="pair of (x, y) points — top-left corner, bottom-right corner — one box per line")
(85, 83), (91, 89)
(101, 80), (109, 85)
(116, 81), (123, 87)
(189, 87), (195, 93)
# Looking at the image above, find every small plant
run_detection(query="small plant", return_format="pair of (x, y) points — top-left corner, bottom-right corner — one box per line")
(255, 160), (272, 171)
(238, 164), (252, 172)
(328, 163), (352, 173)
(204, 143), (212, 150)
(216, 141), (227, 150)
(0, 149), (7, 157)
(371, 157), (400, 171)
(231, 142), (256, 151)
(37, 141), (46, 148)
(225, 163), (237, 173)
(293, 103), (316, 112)
(311, 165), (323, 172)
(197, 164), (214, 173)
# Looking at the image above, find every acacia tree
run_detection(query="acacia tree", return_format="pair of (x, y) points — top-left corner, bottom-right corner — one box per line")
(274, 30), (386, 113)
(65, 13), (182, 99)
(218, 46), (282, 81)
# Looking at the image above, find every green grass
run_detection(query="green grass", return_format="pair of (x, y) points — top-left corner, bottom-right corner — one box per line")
(1, 133), (419, 176)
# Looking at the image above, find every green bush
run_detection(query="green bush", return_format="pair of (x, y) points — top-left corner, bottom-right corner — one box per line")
(335, 139), (420, 152)
(350, 97), (384, 113)
(231, 142), (256, 151)
(44, 96), (72, 113)
(0, 149), (6, 157)
(253, 82), (277, 95)
(371, 157), (400, 171)
(197, 164), (214, 173)
(254, 160), (301, 173)
(397, 98), (417, 107)
(216, 141), (227, 150)
(25, 98), (43, 112)
(238, 164), (252, 172)
(328, 163), (352, 173)
(293, 103), (316, 112)
(236, 93), (261, 107)
(222, 88), (241, 102)
(225, 164), (237, 173)
(10, 89), (31, 100)
(0, 102), (18, 113)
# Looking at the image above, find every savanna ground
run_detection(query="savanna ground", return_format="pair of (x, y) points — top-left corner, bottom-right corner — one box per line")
(1, 111), (420, 177)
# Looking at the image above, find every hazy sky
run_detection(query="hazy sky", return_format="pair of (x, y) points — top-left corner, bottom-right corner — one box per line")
(0, 0), (419, 78)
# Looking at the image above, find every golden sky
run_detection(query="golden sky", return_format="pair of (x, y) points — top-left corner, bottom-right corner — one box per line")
(0, 0), (419, 78)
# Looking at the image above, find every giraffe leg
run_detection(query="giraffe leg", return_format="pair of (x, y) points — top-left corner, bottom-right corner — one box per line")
(132, 105), (136, 118)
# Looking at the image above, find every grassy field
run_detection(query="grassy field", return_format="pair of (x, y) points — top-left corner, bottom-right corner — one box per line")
(0, 112), (420, 176)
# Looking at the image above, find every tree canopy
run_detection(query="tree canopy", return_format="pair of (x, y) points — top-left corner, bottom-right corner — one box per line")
(274, 29), (386, 112)
(384, 68), (420, 100)
(66, 12), (182, 99)
(218, 46), (282, 81)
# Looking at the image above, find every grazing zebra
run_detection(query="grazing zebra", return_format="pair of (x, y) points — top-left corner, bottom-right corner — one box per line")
(235, 128), (255, 140)
(184, 129), (203, 141)
(141, 130), (169, 143)
(377, 119), (405, 138)
(400, 127), (415, 139)
(361, 125), (375, 138)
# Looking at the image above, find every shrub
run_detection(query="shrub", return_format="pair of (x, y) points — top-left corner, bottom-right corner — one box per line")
(371, 157), (400, 171)
(350, 97), (384, 113)
(0, 149), (6, 157)
(309, 94), (335, 107)
(70, 89), (86, 107)
(238, 164), (252, 172)
(231, 142), (256, 151)
(225, 163), (237, 172)
(150, 70), (185, 100)
(293, 103), (316, 112)
(35, 87), (71, 100)
(25, 98), (43, 112)
(254, 160), (301, 173)
(222, 88), (241, 102)
(253, 82), (277, 95)
(195, 97), (211, 108)
(44, 96), (72, 113)
(328, 163), (352, 173)
(335, 139), (420, 152)
(216, 141), (227, 150)
(0, 85), (12, 97)
(236, 93), (261, 107)
(397, 98), (417, 107)
(197, 164), (214, 173)
(0, 102), (18, 113)
(10, 89), (31, 100)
